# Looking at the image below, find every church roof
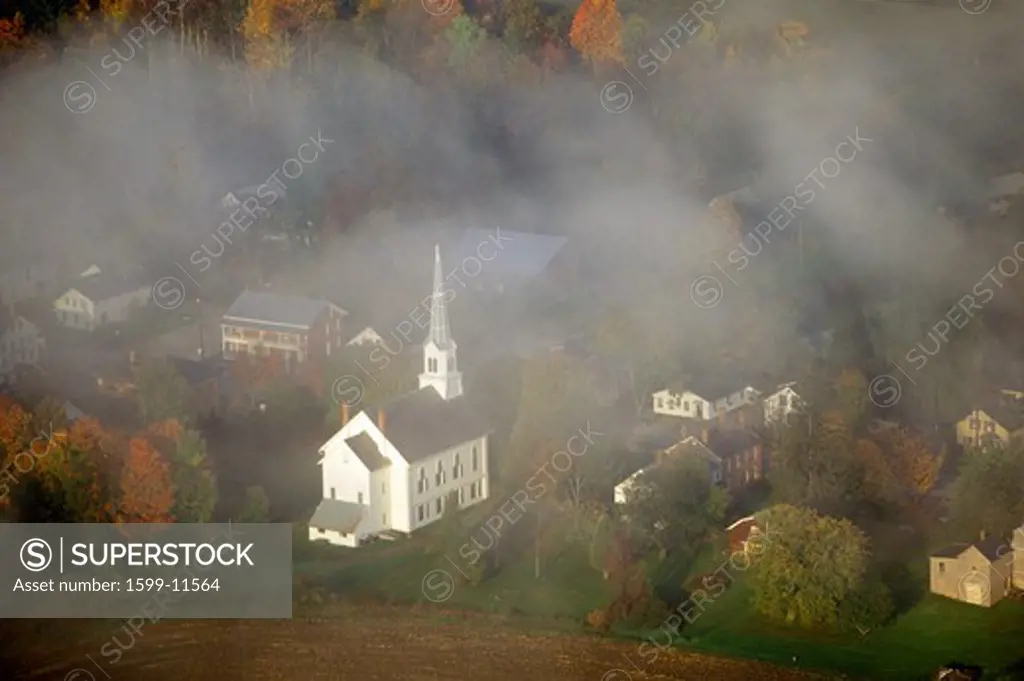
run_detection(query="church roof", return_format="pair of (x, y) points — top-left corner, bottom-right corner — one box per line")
(344, 432), (391, 471)
(367, 387), (489, 463)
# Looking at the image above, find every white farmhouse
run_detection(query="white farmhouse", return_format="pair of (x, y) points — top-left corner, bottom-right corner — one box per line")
(0, 304), (45, 385)
(762, 382), (803, 424)
(309, 246), (491, 547)
(652, 387), (714, 420)
(652, 377), (760, 422)
(53, 266), (151, 331)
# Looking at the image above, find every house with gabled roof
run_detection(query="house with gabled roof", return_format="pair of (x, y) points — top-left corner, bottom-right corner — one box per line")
(614, 432), (722, 505)
(0, 303), (45, 386)
(956, 390), (1024, 449)
(652, 373), (762, 425)
(308, 246), (491, 547)
(762, 381), (804, 424)
(929, 530), (1022, 607)
(221, 291), (347, 375)
(53, 265), (151, 331)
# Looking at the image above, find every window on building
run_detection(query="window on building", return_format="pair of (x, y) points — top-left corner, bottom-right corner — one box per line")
(436, 497), (443, 514)
(458, 487), (465, 505)
(417, 505), (424, 521)
(318, 528), (325, 535)
(779, 394), (788, 408)
(469, 484), (476, 500)
(472, 447), (478, 472)
(970, 418), (981, 430)
(938, 562), (945, 575)
(330, 487), (336, 499)
(657, 398), (663, 408)
(417, 468), (428, 494)
(683, 400), (690, 411)
(435, 460), (444, 486)
(357, 492), (364, 505)
(696, 404), (703, 418)
(453, 454), (461, 479)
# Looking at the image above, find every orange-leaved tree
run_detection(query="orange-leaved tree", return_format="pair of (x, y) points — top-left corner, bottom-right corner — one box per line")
(118, 438), (176, 523)
(569, 0), (623, 70)
(874, 426), (944, 503)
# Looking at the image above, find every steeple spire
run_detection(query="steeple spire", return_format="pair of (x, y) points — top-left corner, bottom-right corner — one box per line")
(428, 244), (453, 349)
(419, 244), (462, 400)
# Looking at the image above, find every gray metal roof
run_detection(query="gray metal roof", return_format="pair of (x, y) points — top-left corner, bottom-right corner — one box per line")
(69, 270), (151, 302)
(362, 387), (489, 463)
(223, 291), (344, 329)
(446, 227), (566, 280)
(345, 432), (391, 471)
(309, 499), (364, 534)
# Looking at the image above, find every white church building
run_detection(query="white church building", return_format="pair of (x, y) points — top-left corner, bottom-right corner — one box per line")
(308, 246), (491, 547)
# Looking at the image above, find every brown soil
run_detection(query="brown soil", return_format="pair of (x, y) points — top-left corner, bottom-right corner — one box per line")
(9, 604), (837, 681)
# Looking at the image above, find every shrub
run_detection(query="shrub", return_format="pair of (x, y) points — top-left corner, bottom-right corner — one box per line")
(621, 591), (671, 630)
(836, 579), (894, 632)
(586, 608), (611, 633)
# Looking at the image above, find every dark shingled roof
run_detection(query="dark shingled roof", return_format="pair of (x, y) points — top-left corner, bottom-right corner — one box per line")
(345, 432), (391, 471)
(309, 499), (364, 534)
(974, 535), (1008, 562)
(932, 536), (1008, 563)
(223, 291), (344, 330)
(364, 387), (490, 463)
(931, 543), (970, 559)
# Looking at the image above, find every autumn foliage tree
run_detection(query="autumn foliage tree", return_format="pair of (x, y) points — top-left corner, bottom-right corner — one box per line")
(569, 0), (623, 70)
(54, 418), (118, 522)
(118, 438), (176, 523)
(872, 426), (944, 503)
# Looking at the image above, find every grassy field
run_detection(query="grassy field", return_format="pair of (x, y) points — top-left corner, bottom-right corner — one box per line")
(297, 530), (1024, 681)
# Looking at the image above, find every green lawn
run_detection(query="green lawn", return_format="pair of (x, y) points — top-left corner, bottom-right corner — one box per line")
(620, 568), (1024, 681)
(301, 532), (1024, 680)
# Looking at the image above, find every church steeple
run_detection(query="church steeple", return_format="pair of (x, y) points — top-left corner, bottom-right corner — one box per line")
(428, 244), (453, 349)
(419, 245), (462, 400)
